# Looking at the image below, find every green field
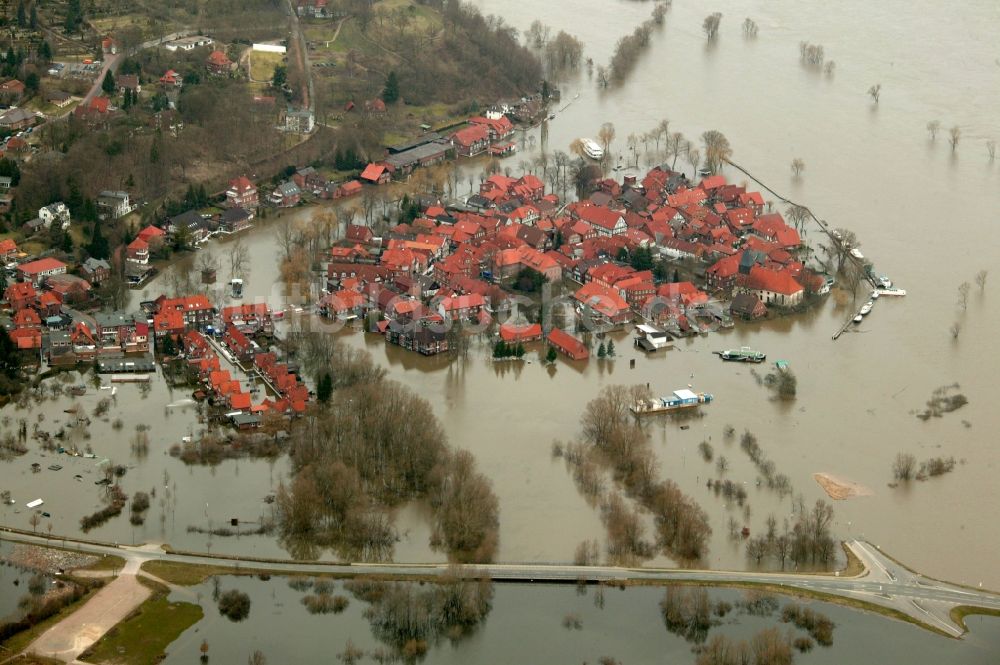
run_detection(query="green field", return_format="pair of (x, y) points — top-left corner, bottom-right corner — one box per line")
(80, 592), (203, 665)
(249, 50), (285, 82)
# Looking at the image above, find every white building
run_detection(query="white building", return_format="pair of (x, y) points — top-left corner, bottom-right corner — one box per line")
(39, 202), (71, 230)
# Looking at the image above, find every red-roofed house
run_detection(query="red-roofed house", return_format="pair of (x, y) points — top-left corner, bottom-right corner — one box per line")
(159, 69), (183, 87)
(752, 213), (801, 249)
(17, 258), (67, 286)
(468, 115), (515, 141)
(451, 124), (490, 157)
(575, 205), (627, 237)
(744, 266), (804, 306)
(345, 224), (374, 245)
(9, 327), (41, 350)
(574, 282), (632, 326)
(499, 322), (542, 343)
(224, 324), (256, 362)
(4, 281), (35, 311)
(226, 176), (258, 209)
(437, 293), (485, 321)
(0, 238), (17, 262)
(360, 163), (390, 185)
(547, 328), (589, 361)
(126, 237), (149, 265)
(206, 50), (235, 75)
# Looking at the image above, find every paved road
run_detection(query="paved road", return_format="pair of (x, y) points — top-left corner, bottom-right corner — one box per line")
(24, 555), (150, 663)
(5, 531), (999, 662)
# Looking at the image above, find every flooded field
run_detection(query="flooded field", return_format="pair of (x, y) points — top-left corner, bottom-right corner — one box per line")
(2, 0), (999, 596)
(158, 576), (1000, 665)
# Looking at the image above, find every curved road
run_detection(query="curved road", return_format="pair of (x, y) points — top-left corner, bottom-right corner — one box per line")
(4, 529), (998, 660)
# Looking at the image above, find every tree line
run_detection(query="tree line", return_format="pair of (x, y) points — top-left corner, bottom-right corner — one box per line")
(563, 385), (713, 562)
(276, 335), (499, 563)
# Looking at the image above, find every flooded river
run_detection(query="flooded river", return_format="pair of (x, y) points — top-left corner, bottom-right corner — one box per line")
(2, 0), (999, 598)
(159, 576), (1000, 664)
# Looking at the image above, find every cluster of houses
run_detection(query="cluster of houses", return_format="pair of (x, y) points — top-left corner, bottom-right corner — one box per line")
(316, 165), (824, 360)
(178, 304), (309, 429)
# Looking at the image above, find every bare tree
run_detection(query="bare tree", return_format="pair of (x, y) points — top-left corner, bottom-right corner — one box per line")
(701, 130), (732, 174)
(742, 18), (758, 38)
(29, 512), (40, 532)
(687, 148), (701, 179)
(598, 122), (616, 156)
(248, 651), (267, 665)
(596, 65), (609, 87)
(975, 269), (988, 292)
(892, 453), (917, 481)
(957, 281), (970, 310)
(228, 238), (250, 282)
(949, 125), (961, 151)
(926, 120), (941, 141)
(867, 83), (881, 103)
(823, 61), (836, 76)
(703, 12), (723, 40)
(949, 321), (961, 340)
(790, 158), (805, 177)
(987, 140), (996, 161)
(746, 536), (768, 564)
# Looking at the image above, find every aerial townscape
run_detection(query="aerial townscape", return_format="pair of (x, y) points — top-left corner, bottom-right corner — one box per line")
(0, 0), (997, 664)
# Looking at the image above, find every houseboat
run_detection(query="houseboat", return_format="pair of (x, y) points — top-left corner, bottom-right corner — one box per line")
(875, 288), (906, 297)
(581, 138), (604, 161)
(631, 388), (714, 415)
(717, 347), (766, 363)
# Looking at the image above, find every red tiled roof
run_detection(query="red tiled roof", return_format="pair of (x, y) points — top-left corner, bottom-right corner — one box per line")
(19, 257), (66, 275)
(747, 266), (803, 296)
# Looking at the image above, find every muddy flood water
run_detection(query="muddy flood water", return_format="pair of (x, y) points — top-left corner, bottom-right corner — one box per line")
(2, 0), (999, 609)
(157, 576), (1000, 665)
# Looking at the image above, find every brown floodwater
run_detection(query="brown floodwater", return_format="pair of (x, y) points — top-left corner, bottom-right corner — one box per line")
(3, 0), (999, 594)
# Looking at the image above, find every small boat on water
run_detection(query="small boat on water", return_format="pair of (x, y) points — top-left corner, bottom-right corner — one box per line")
(581, 138), (604, 160)
(859, 301), (874, 316)
(718, 347), (766, 363)
(853, 314), (863, 323)
(632, 389), (714, 415)
(870, 290), (879, 300)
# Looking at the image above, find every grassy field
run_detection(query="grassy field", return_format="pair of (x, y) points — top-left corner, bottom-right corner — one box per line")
(249, 50), (285, 82)
(80, 554), (128, 573)
(140, 560), (234, 586)
(79, 590), (203, 665)
(949, 605), (1000, 632)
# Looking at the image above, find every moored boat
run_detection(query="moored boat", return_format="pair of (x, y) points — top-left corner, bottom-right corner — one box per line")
(718, 346), (766, 363)
(859, 301), (874, 316)
(581, 138), (604, 160)
(632, 388), (714, 415)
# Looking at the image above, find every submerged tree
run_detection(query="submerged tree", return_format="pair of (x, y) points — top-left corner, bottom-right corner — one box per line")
(926, 119), (941, 141)
(742, 18), (758, 38)
(702, 12), (722, 40)
(790, 158), (805, 177)
(949, 125), (961, 151)
(701, 130), (732, 174)
(867, 83), (881, 104)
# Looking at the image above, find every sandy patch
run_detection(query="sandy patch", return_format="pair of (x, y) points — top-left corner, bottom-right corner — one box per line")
(813, 472), (873, 500)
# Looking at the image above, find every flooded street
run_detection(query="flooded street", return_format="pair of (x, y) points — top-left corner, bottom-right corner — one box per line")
(2, 0), (999, 594)
(160, 576), (1000, 664)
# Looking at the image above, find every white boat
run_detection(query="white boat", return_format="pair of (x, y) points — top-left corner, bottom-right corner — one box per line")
(850, 248), (864, 260)
(581, 138), (604, 160)
(870, 290), (879, 299)
(853, 315), (863, 323)
(26, 498), (44, 509)
(859, 301), (874, 316)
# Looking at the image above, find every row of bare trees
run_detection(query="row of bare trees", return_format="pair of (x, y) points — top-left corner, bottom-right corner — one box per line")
(597, 3), (670, 86)
(276, 337), (499, 563)
(564, 385), (712, 562)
